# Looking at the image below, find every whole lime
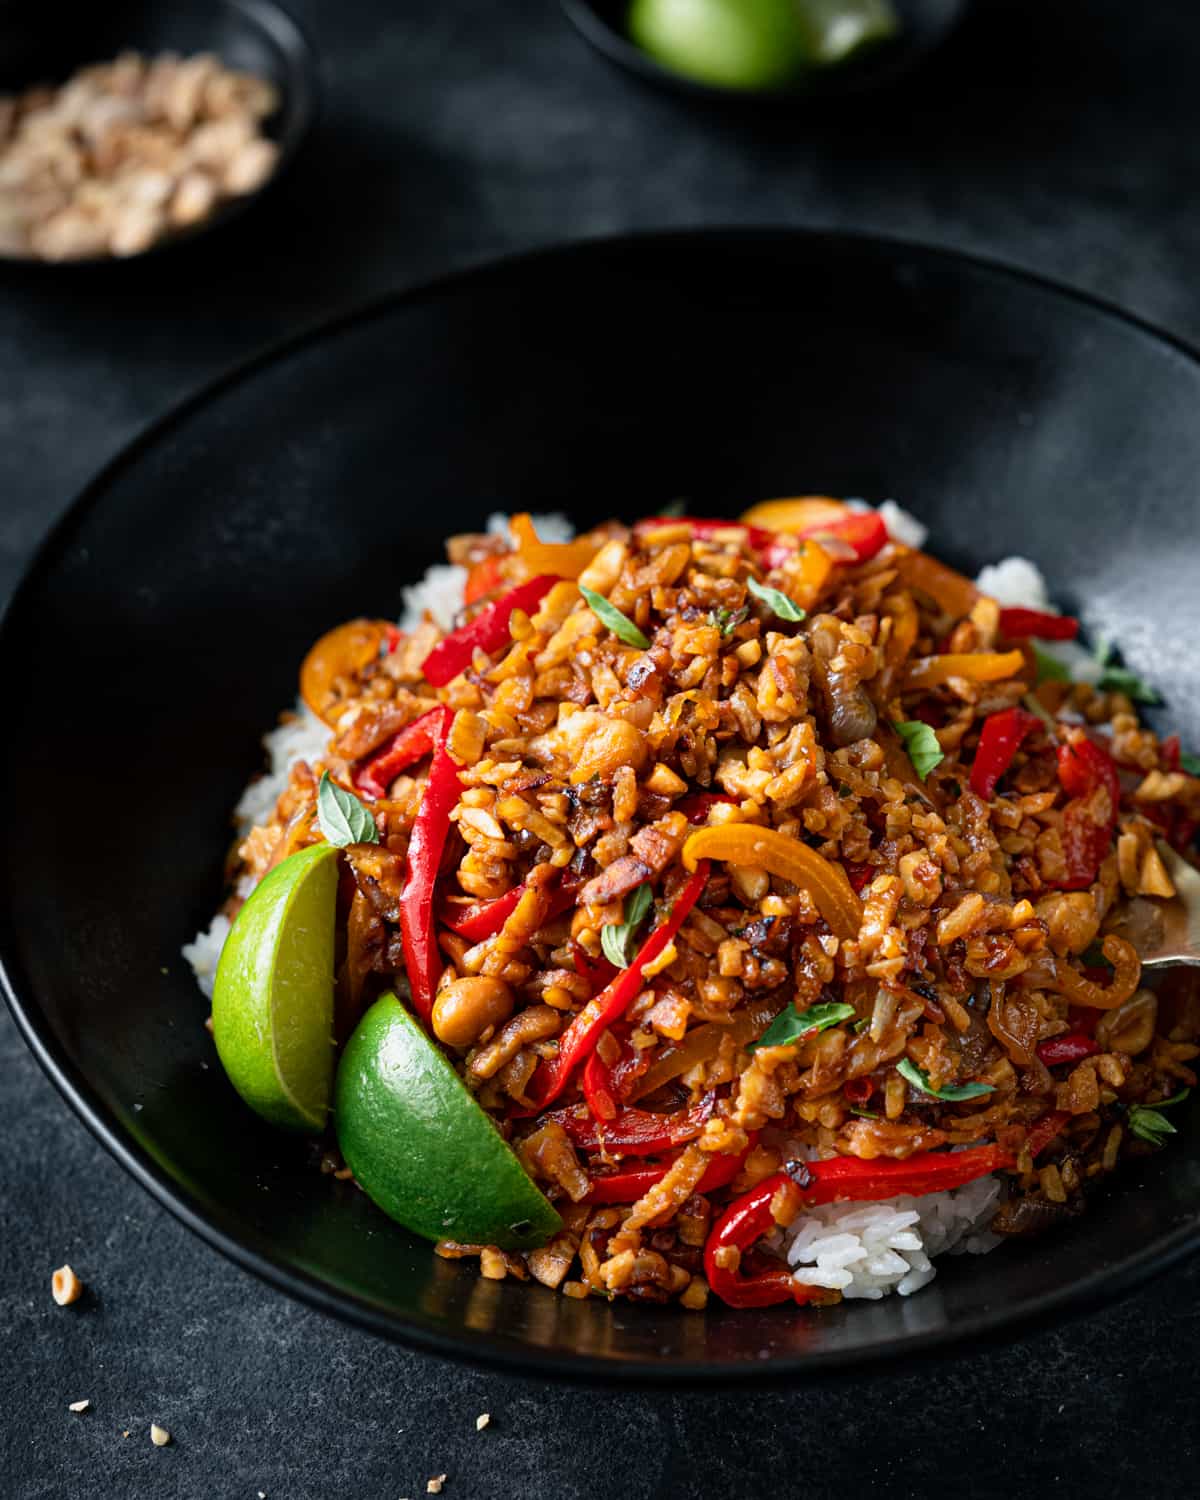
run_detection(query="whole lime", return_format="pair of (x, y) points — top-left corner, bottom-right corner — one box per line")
(627, 0), (808, 90)
(335, 993), (562, 1250)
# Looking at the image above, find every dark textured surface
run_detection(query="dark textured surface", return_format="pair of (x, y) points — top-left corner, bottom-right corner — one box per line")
(3, 0), (1200, 1495)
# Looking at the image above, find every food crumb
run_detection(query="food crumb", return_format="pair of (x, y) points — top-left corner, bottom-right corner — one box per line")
(122, 1431), (130, 1439)
(68, 1400), (90, 1414)
(51, 1265), (84, 1306)
(150, 1423), (171, 1447)
(427, 1477), (447, 1495)
(475, 1412), (490, 1431)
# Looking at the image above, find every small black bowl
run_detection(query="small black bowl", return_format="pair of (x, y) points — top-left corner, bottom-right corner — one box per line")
(561, 0), (970, 103)
(0, 0), (316, 263)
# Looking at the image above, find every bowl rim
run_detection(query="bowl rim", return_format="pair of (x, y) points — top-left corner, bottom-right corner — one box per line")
(0, 0), (319, 268)
(4, 225), (1200, 1385)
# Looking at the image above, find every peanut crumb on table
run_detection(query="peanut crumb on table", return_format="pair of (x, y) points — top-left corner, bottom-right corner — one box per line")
(51, 1265), (83, 1306)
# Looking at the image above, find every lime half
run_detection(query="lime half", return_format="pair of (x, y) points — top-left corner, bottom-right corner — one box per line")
(212, 842), (339, 1133)
(335, 993), (562, 1250)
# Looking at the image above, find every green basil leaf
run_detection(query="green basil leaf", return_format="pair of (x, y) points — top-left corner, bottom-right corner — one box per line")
(746, 576), (806, 623)
(1097, 664), (1163, 705)
(750, 1000), (855, 1052)
(893, 721), (945, 781)
(599, 882), (654, 969)
(897, 1056), (994, 1102)
(1093, 637), (1162, 705)
(317, 771), (379, 847)
(1128, 1107), (1176, 1146)
(1032, 644), (1071, 684)
(1180, 751), (1200, 777)
(580, 585), (650, 649)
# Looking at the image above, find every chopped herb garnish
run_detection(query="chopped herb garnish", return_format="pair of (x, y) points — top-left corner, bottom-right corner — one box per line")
(852, 1018), (869, 1034)
(1181, 751), (1200, 777)
(1032, 644), (1070, 684)
(1094, 637), (1162, 704)
(317, 771), (379, 847)
(893, 720), (945, 781)
(1128, 1088), (1190, 1146)
(850, 1107), (880, 1119)
(750, 1000), (855, 1052)
(1079, 940), (1112, 969)
(580, 585), (651, 649)
(897, 1056), (994, 1102)
(707, 605), (749, 638)
(600, 883), (654, 969)
(746, 576), (806, 623)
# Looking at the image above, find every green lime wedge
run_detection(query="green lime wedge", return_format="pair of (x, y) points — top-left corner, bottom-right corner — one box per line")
(335, 993), (562, 1250)
(211, 842), (339, 1134)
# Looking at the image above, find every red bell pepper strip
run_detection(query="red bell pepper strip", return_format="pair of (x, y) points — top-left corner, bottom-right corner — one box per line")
(1025, 1110), (1071, 1158)
(583, 1027), (657, 1120)
(584, 1135), (758, 1205)
(1161, 734), (1182, 772)
(440, 881), (576, 943)
(355, 705), (452, 800)
(970, 706), (1041, 800)
(843, 1077), (875, 1104)
(1036, 1033), (1100, 1068)
(421, 574), (559, 687)
(998, 607), (1080, 641)
(704, 1146), (1012, 1308)
(799, 510), (888, 563)
(397, 716), (462, 1023)
(553, 1094), (717, 1155)
(523, 862), (711, 1111)
(384, 624), (404, 654)
(677, 791), (737, 824)
(1052, 737), (1120, 891)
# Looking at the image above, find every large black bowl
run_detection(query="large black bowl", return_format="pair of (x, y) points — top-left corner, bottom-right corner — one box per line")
(3, 230), (1199, 1382)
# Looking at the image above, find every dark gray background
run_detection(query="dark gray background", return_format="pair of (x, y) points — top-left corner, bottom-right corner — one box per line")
(3, 2), (1198, 1496)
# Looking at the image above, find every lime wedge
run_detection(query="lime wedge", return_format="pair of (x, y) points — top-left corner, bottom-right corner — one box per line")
(335, 994), (562, 1250)
(212, 843), (339, 1133)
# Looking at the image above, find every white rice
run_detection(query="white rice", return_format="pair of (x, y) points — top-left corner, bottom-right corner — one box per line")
(183, 499), (1015, 1297)
(774, 1173), (1005, 1300)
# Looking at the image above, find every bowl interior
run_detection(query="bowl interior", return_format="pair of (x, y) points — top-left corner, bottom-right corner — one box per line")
(3, 231), (1200, 1380)
(561, 0), (970, 101)
(0, 0), (315, 258)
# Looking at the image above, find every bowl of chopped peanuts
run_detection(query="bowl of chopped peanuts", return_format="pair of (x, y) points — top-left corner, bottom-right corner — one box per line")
(0, 0), (316, 261)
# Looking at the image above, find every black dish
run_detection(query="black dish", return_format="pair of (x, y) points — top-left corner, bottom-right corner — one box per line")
(560, 0), (970, 104)
(0, 0), (316, 263)
(2, 230), (1199, 1383)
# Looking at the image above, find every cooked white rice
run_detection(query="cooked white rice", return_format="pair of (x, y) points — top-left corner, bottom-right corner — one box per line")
(183, 498), (1014, 1297)
(975, 554), (1102, 684)
(772, 1174), (1004, 1300)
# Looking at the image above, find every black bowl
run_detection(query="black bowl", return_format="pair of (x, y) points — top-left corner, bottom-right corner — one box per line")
(0, 0), (316, 263)
(2, 230), (1199, 1383)
(560, 0), (970, 103)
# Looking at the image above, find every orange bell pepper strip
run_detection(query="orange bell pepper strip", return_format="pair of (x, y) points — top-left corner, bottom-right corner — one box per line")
(895, 550), (981, 620)
(508, 513), (602, 581)
(739, 496), (848, 533)
(903, 649), (1025, 690)
(681, 824), (862, 941)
